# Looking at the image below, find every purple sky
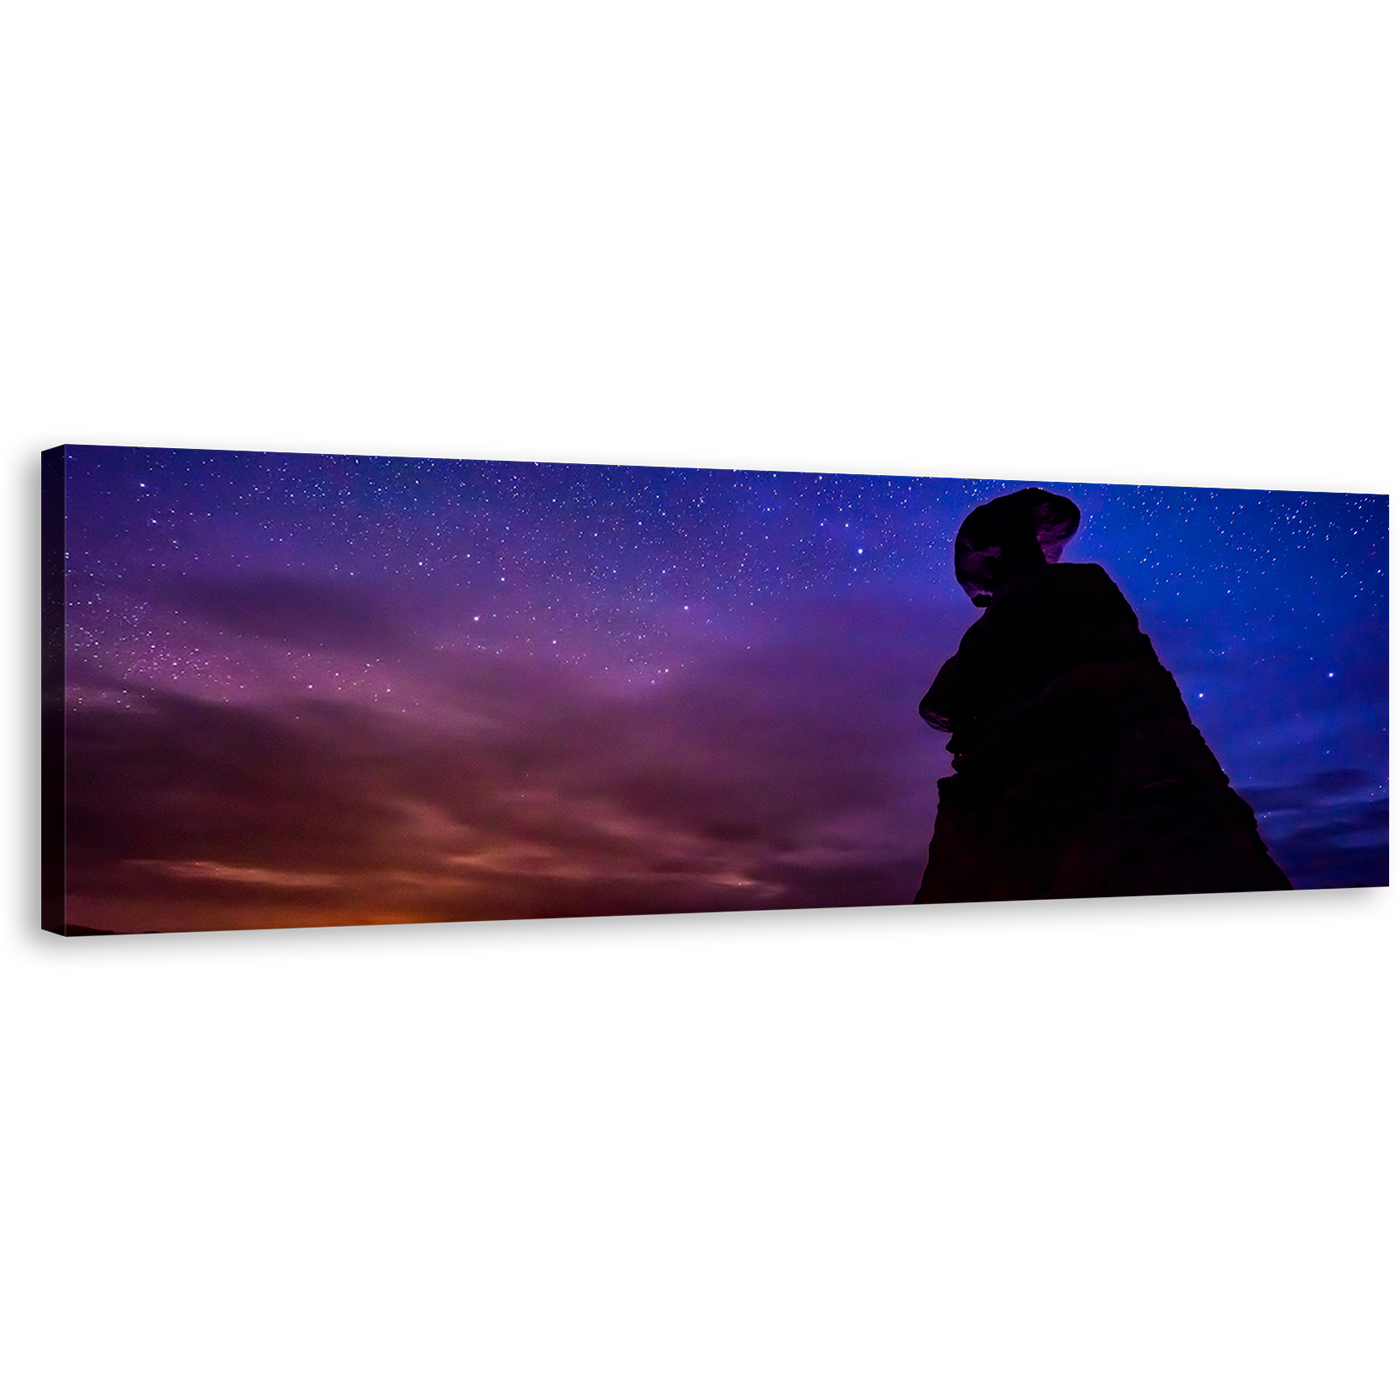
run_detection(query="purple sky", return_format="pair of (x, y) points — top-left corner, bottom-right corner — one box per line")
(52, 445), (1388, 932)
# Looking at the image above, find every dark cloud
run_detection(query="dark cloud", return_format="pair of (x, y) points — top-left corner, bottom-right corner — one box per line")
(59, 597), (956, 932)
(1239, 769), (1389, 889)
(161, 574), (414, 653)
(63, 693), (403, 873)
(1268, 816), (1389, 891)
(575, 603), (945, 838)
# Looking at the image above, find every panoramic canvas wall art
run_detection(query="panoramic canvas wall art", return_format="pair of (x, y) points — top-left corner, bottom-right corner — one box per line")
(42, 445), (1389, 935)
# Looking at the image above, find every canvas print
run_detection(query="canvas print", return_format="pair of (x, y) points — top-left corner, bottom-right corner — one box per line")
(42, 445), (1388, 935)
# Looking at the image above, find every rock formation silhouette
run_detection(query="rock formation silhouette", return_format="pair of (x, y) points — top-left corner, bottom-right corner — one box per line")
(916, 488), (1292, 902)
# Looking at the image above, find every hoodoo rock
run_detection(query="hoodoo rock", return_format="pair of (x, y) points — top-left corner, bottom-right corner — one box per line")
(916, 488), (1291, 903)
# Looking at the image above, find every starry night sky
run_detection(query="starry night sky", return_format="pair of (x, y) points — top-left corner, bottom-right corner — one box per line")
(52, 445), (1389, 932)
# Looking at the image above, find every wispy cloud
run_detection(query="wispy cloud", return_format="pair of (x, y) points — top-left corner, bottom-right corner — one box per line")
(60, 597), (952, 931)
(127, 860), (345, 889)
(160, 572), (422, 655)
(1239, 769), (1389, 889)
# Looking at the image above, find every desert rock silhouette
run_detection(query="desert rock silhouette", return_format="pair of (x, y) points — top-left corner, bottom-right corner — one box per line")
(916, 488), (1292, 902)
